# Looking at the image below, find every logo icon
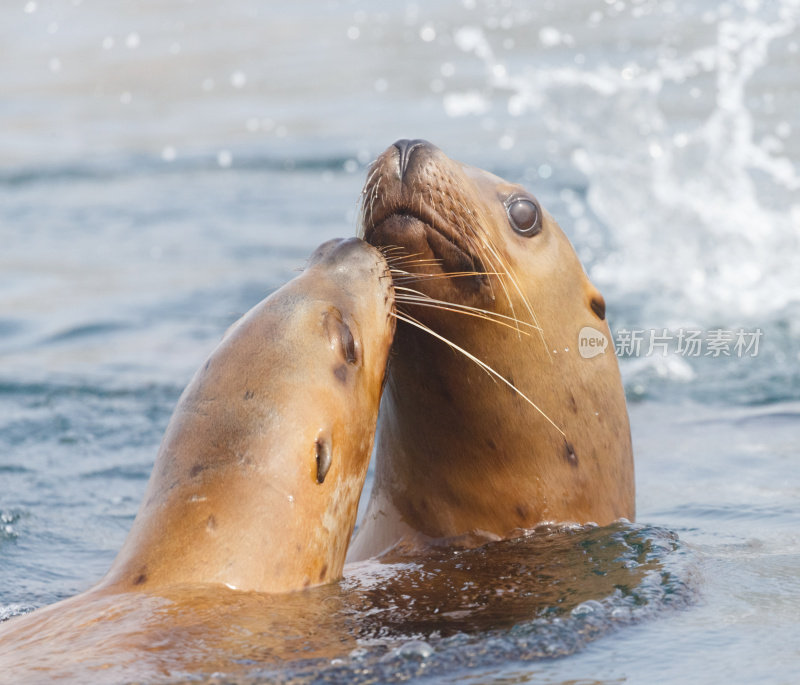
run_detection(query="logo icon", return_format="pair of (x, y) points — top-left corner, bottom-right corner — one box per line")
(578, 326), (608, 359)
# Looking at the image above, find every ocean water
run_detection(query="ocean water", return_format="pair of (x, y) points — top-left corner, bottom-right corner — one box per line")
(1, 0), (798, 683)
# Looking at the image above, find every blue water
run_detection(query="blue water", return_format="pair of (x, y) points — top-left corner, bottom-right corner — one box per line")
(1, 0), (799, 682)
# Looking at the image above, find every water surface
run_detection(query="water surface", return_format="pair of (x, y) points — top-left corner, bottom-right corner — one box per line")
(1, 1), (798, 683)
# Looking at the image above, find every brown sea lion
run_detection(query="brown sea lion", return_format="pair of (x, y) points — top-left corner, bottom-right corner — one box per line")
(0, 238), (394, 681)
(348, 140), (634, 560)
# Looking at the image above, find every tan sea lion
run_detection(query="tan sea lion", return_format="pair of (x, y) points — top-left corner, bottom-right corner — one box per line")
(0, 237), (394, 681)
(348, 140), (634, 561)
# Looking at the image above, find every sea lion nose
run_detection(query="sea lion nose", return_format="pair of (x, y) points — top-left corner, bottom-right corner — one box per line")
(393, 139), (430, 180)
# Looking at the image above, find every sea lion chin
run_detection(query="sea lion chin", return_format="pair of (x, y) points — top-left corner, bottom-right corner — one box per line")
(348, 140), (634, 561)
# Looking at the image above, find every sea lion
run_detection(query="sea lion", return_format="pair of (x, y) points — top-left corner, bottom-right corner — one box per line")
(0, 237), (395, 680)
(348, 140), (634, 560)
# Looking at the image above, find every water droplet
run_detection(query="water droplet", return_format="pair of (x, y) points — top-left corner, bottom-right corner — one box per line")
(125, 32), (140, 49)
(396, 639), (433, 659)
(230, 70), (246, 88)
(161, 146), (176, 162)
(420, 24), (436, 42)
(539, 26), (562, 47)
(24, 2), (37, 14)
(217, 150), (233, 168)
(347, 26), (360, 40)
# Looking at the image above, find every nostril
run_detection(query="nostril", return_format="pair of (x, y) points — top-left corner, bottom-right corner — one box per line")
(393, 139), (429, 181)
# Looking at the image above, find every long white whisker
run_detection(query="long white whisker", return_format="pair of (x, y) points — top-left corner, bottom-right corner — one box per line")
(393, 312), (566, 439)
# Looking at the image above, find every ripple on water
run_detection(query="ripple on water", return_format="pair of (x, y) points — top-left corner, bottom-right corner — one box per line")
(249, 522), (696, 683)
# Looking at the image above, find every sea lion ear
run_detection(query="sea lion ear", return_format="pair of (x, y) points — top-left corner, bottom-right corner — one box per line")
(588, 290), (606, 321)
(315, 435), (332, 484)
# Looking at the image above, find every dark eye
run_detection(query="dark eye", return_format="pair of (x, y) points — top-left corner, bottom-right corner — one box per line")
(506, 199), (541, 236)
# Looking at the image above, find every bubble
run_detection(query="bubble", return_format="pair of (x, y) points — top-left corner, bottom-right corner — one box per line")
(343, 159), (358, 173)
(125, 32), (141, 49)
(347, 26), (360, 40)
(538, 164), (553, 179)
(161, 146), (176, 162)
(24, 2), (37, 13)
(230, 71), (247, 88)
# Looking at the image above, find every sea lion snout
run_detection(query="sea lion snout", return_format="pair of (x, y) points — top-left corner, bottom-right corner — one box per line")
(308, 238), (392, 286)
(392, 138), (434, 180)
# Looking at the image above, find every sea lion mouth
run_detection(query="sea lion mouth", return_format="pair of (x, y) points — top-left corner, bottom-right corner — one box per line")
(364, 207), (486, 278)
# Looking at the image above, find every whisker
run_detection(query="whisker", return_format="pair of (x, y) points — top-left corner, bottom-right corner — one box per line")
(395, 297), (536, 334)
(393, 312), (566, 439)
(393, 286), (539, 330)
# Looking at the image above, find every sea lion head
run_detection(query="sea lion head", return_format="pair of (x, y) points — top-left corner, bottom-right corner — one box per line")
(106, 238), (395, 592)
(351, 141), (633, 555)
